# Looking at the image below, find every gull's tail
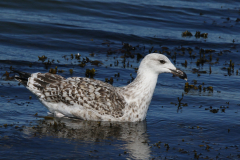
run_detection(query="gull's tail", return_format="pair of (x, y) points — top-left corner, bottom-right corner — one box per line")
(12, 70), (31, 86)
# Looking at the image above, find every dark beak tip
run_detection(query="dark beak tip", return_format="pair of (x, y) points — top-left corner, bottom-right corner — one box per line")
(180, 72), (187, 81)
(170, 68), (187, 81)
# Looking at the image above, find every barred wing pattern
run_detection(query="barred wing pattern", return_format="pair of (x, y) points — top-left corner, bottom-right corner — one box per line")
(28, 73), (126, 119)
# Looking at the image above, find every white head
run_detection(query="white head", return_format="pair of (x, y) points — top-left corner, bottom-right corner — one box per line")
(138, 53), (187, 80)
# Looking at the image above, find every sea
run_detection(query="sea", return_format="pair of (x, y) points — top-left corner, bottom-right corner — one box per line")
(0, 0), (240, 159)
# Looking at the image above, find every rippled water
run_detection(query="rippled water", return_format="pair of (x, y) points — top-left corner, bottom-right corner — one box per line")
(0, 0), (240, 159)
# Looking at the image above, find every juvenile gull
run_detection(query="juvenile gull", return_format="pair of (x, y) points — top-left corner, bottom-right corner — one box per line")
(15, 53), (187, 122)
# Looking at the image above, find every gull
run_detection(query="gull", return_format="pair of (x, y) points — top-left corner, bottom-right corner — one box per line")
(14, 53), (187, 122)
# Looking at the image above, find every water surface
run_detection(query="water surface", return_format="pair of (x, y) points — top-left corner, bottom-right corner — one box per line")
(0, 0), (240, 159)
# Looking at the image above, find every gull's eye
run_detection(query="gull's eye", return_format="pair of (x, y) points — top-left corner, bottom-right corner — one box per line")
(159, 60), (166, 64)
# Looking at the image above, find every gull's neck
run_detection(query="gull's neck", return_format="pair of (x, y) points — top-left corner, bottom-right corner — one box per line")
(125, 68), (158, 97)
(119, 67), (159, 121)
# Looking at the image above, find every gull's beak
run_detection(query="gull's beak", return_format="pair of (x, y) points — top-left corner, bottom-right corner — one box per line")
(169, 68), (187, 81)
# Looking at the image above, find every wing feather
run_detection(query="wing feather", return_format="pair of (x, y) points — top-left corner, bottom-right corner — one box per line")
(36, 76), (126, 118)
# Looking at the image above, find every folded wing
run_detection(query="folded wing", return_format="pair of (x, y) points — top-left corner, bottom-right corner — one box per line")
(28, 73), (126, 118)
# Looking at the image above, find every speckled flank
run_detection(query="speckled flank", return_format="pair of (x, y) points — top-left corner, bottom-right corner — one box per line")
(29, 74), (126, 119)
(25, 54), (186, 122)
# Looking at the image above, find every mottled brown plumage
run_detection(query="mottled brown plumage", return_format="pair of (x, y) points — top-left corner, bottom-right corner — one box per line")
(29, 73), (126, 119)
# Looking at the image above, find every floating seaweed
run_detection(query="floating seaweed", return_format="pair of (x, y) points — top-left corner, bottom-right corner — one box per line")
(210, 108), (219, 113)
(207, 86), (213, 92)
(49, 68), (57, 74)
(58, 69), (64, 73)
(109, 77), (113, 84)
(182, 30), (193, 37)
(75, 53), (81, 60)
(91, 60), (103, 66)
(195, 31), (208, 38)
(89, 53), (95, 57)
(38, 55), (47, 62)
(161, 46), (169, 50)
(85, 68), (95, 78)
(2, 71), (14, 80)
(79, 62), (86, 67)
(122, 42), (135, 51)
(181, 60), (187, 67)
(44, 60), (52, 69)
(192, 68), (207, 74)
(69, 69), (73, 74)
(105, 77), (114, 84)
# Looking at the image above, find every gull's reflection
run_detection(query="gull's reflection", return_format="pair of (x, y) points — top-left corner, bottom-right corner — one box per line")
(24, 118), (151, 159)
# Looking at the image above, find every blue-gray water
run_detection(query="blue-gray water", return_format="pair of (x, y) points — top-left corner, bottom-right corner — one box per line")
(0, 0), (240, 159)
